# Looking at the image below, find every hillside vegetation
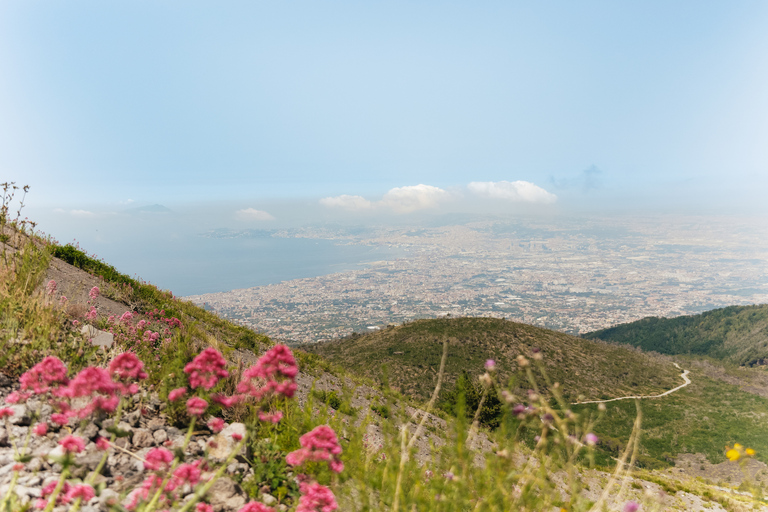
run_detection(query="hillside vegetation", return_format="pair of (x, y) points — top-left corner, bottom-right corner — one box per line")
(307, 317), (681, 403)
(584, 305), (768, 366)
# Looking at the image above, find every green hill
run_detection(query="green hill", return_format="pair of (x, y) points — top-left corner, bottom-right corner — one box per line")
(307, 317), (681, 403)
(584, 305), (768, 366)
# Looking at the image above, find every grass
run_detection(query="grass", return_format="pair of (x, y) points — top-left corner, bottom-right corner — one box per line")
(2, 184), (767, 510)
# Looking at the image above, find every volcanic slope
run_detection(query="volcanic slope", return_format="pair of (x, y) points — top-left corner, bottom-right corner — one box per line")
(306, 317), (681, 403)
(584, 304), (768, 366)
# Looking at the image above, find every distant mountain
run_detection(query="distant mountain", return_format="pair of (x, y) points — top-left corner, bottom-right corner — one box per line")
(584, 304), (768, 366)
(306, 317), (680, 402)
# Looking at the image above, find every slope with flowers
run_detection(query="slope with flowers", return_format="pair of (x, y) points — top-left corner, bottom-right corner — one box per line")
(2, 187), (768, 511)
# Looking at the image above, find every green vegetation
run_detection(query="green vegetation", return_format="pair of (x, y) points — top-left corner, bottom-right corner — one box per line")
(584, 305), (768, 366)
(308, 317), (681, 403)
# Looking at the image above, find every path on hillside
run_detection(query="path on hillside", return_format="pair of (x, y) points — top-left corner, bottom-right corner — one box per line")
(572, 363), (691, 405)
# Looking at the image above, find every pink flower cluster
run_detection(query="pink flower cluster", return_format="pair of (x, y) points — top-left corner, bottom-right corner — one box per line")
(184, 348), (230, 390)
(286, 425), (344, 473)
(127, 453), (208, 509)
(88, 286), (100, 301)
(35, 481), (95, 510)
(296, 482), (338, 512)
(237, 345), (298, 400)
(11, 353), (147, 426)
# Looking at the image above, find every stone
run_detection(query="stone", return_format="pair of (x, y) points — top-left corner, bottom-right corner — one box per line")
(7, 404), (30, 426)
(99, 489), (120, 509)
(125, 409), (141, 427)
(80, 324), (114, 348)
(146, 418), (165, 431)
(132, 429), (154, 448)
(152, 429), (167, 445)
(208, 423), (246, 462)
(208, 477), (245, 512)
(75, 423), (99, 440)
(261, 493), (277, 506)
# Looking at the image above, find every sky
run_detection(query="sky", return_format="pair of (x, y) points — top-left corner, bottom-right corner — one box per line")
(3, 0), (768, 228)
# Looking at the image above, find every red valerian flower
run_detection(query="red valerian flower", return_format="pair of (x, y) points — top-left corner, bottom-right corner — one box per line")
(186, 397), (208, 417)
(296, 482), (338, 512)
(60, 435), (86, 454)
(184, 348), (229, 390)
(169, 387), (187, 401)
(144, 448), (174, 471)
(286, 425), (344, 473)
(19, 356), (69, 395)
(237, 344), (298, 400)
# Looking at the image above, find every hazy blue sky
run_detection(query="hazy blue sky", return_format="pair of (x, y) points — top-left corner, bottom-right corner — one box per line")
(3, 1), (768, 222)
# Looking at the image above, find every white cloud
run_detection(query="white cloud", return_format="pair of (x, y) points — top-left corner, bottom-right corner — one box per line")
(320, 185), (449, 213)
(235, 208), (275, 221)
(70, 209), (96, 217)
(380, 184), (450, 213)
(319, 195), (373, 211)
(467, 180), (557, 204)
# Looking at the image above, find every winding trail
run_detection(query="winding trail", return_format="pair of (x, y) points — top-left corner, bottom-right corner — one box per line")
(572, 363), (691, 405)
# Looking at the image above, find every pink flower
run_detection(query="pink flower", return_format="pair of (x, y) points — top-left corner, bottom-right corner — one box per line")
(212, 394), (240, 408)
(173, 463), (201, 485)
(623, 502), (640, 512)
(207, 417), (225, 433)
(197, 504), (214, 512)
(85, 306), (98, 321)
(51, 413), (69, 426)
(184, 348), (229, 390)
(89, 286), (100, 301)
(60, 435), (85, 454)
(33, 423), (47, 436)
(585, 433), (599, 446)
(65, 484), (95, 502)
(186, 397), (208, 417)
(169, 387), (187, 401)
(237, 345), (298, 400)
(485, 359), (496, 371)
(258, 411), (283, 424)
(296, 482), (338, 512)
(96, 437), (110, 451)
(286, 425), (343, 473)
(72, 320), (79, 327)
(238, 502), (274, 512)
(232, 433), (243, 441)
(144, 447), (174, 471)
(19, 356), (69, 395)
(59, 295), (68, 305)
(119, 311), (134, 323)
(109, 352), (148, 395)
(46, 280), (57, 296)
(0, 408), (14, 419)
(5, 391), (30, 404)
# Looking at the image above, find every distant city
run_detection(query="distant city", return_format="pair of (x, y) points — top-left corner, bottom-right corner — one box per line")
(186, 214), (768, 344)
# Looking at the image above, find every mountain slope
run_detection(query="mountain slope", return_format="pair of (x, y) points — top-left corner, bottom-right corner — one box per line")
(584, 305), (768, 366)
(306, 317), (681, 402)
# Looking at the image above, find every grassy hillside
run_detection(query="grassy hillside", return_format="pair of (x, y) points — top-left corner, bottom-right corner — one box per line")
(307, 317), (681, 403)
(584, 305), (768, 366)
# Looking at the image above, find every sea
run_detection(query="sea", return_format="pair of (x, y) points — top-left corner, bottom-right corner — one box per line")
(100, 234), (402, 297)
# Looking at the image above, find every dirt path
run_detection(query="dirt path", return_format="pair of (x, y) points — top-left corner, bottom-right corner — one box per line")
(572, 363), (691, 405)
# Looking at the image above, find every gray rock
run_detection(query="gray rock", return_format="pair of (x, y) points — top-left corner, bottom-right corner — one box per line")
(0, 373), (11, 387)
(80, 324), (114, 348)
(99, 488), (120, 509)
(125, 409), (141, 427)
(261, 493), (277, 506)
(208, 423), (246, 462)
(132, 429), (154, 448)
(146, 418), (165, 431)
(208, 477), (245, 512)
(75, 423), (99, 440)
(7, 405), (30, 426)
(152, 429), (167, 445)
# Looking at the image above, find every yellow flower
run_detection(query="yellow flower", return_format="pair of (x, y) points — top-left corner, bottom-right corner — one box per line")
(726, 448), (741, 462)
(734, 443), (743, 450)
(746, 448), (756, 456)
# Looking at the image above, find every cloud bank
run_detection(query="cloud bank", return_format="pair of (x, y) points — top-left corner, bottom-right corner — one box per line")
(467, 180), (557, 204)
(321, 184), (450, 213)
(235, 208), (275, 221)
